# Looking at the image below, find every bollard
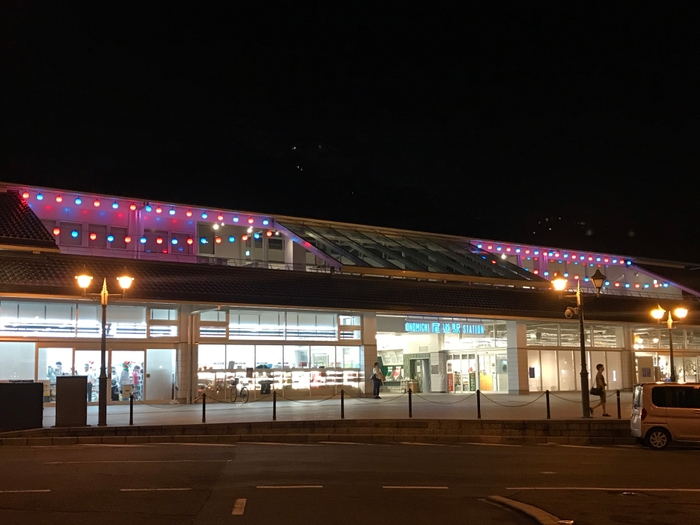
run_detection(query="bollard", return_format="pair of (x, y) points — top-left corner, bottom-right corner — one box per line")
(202, 393), (206, 423)
(616, 390), (621, 419)
(408, 388), (413, 418)
(129, 395), (134, 426)
(546, 390), (551, 419)
(273, 390), (277, 421)
(340, 389), (345, 419)
(476, 390), (481, 419)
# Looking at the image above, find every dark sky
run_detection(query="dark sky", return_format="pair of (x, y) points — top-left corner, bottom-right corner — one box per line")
(2, 2), (700, 261)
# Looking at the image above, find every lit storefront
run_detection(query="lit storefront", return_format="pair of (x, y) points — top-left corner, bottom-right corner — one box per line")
(376, 315), (510, 393)
(196, 308), (364, 399)
(0, 299), (180, 403)
(632, 326), (700, 383)
(525, 321), (624, 392)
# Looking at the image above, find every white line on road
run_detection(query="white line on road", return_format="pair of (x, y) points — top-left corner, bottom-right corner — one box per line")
(559, 445), (604, 450)
(232, 498), (247, 515)
(45, 460), (226, 464)
(400, 442), (445, 446)
(464, 443), (522, 447)
(242, 443), (321, 447)
(257, 485), (323, 489)
(319, 441), (366, 445)
(0, 489), (51, 494)
(507, 487), (700, 492)
(383, 486), (449, 490)
(120, 488), (193, 492)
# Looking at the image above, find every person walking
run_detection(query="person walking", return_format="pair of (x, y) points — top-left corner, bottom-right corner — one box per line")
(590, 363), (610, 417)
(371, 362), (384, 399)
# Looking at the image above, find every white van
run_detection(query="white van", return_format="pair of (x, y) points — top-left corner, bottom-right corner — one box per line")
(631, 382), (700, 449)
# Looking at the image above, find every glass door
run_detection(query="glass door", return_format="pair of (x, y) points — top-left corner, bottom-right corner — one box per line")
(38, 347), (74, 402)
(145, 349), (176, 401)
(112, 350), (145, 401)
(74, 350), (101, 403)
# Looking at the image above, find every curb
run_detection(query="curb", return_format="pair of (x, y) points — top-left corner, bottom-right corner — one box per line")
(487, 495), (570, 525)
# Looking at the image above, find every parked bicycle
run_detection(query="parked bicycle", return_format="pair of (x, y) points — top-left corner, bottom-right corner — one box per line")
(229, 377), (249, 403)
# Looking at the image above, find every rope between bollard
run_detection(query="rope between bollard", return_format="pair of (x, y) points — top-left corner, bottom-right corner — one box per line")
(479, 392), (545, 407)
(276, 392), (340, 404)
(412, 393), (476, 404)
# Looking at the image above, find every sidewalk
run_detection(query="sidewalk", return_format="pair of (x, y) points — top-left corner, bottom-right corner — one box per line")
(41, 391), (633, 428)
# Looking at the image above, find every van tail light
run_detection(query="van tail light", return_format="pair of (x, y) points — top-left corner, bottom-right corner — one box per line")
(641, 408), (647, 420)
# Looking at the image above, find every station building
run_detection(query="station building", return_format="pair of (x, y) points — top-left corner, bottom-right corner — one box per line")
(0, 182), (698, 405)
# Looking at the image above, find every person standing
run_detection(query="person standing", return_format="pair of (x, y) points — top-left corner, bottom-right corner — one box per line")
(590, 363), (610, 417)
(84, 363), (96, 402)
(371, 362), (384, 399)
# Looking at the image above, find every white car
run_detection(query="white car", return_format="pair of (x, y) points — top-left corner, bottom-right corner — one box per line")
(631, 382), (700, 449)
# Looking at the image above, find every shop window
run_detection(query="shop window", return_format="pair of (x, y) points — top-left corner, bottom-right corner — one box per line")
(527, 350), (541, 392)
(341, 347), (361, 369)
(201, 310), (226, 322)
(591, 325), (623, 348)
(0, 341), (35, 380)
(198, 345), (226, 371)
(227, 345), (255, 370)
(150, 308), (178, 321)
(0, 301), (76, 337)
(606, 351), (622, 390)
(540, 350), (558, 391)
(560, 323), (583, 347)
(256, 345), (283, 368)
(526, 323), (559, 346)
(285, 346), (309, 368)
(558, 350), (576, 391)
(339, 315), (361, 326)
(310, 346), (334, 368)
(686, 329), (700, 350)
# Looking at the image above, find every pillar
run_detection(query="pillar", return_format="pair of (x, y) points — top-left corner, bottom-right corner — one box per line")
(362, 312), (377, 396)
(285, 237), (307, 271)
(506, 320), (530, 394)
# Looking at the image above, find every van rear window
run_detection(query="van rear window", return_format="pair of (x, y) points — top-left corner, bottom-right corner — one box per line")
(651, 386), (700, 408)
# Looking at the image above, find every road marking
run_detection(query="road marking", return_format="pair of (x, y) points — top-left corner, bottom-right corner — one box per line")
(156, 443), (237, 447)
(240, 441), (321, 447)
(464, 443), (522, 447)
(400, 442), (445, 446)
(257, 485), (323, 489)
(319, 441), (366, 445)
(507, 487), (700, 492)
(232, 498), (247, 515)
(559, 445), (604, 450)
(0, 489), (51, 494)
(120, 488), (192, 492)
(45, 460), (226, 464)
(383, 486), (449, 490)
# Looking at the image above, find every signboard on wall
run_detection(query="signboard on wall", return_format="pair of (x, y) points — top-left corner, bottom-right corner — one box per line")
(404, 322), (485, 335)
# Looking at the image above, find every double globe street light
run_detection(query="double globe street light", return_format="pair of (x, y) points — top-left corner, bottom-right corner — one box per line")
(651, 305), (688, 382)
(552, 268), (607, 418)
(76, 273), (134, 426)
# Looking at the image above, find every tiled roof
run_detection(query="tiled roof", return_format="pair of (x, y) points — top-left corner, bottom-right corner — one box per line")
(0, 191), (58, 251)
(0, 251), (694, 325)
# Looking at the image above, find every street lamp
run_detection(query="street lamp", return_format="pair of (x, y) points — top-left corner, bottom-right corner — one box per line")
(552, 268), (607, 418)
(76, 273), (134, 426)
(651, 305), (688, 382)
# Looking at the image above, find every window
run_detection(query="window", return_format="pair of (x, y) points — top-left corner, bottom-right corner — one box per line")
(268, 238), (283, 250)
(652, 386), (700, 409)
(526, 323), (559, 346)
(151, 309), (178, 321)
(0, 342), (35, 380)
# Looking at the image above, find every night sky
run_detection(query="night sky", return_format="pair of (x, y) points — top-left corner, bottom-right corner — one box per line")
(2, 3), (699, 262)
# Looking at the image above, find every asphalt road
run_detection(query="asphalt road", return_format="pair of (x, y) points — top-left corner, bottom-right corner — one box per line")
(0, 441), (698, 525)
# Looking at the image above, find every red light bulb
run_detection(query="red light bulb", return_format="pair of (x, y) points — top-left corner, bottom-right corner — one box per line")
(124, 236), (132, 243)
(52, 228), (60, 236)
(129, 203), (137, 211)
(186, 238), (193, 245)
(156, 237), (163, 244)
(93, 199), (100, 207)
(89, 233), (97, 241)
(55, 195), (63, 203)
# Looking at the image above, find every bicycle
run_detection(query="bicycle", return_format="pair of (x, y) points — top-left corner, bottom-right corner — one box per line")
(230, 377), (249, 404)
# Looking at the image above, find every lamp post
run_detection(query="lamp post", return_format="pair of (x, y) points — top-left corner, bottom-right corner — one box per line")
(552, 268), (607, 418)
(76, 274), (134, 426)
(651, 305), (688, 382)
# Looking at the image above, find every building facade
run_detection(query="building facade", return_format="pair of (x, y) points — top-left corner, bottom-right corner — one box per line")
(0, 183), (698, 405)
